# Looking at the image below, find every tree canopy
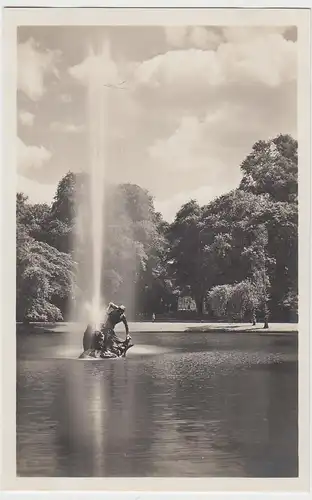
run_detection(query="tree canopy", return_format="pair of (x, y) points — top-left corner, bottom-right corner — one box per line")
(16, 193), (75, 322)
(16, 133), (298, 325)
(166, 134), (298, 326)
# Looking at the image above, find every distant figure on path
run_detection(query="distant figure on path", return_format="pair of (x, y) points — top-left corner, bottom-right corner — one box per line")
(152, 313), (156, 322)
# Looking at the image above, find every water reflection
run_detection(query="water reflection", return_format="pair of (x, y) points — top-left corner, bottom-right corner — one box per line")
(17, 330), (298, 477)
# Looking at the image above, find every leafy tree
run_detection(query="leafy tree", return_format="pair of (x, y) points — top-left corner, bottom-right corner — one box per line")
(239, 134), (298, 320)
(169, 134), (297, 323)
(136, 213), (177, 316)
(16, 193), (75, 322)
(103, 183), (171, 314)
(167, 200), (204, 313)
(205, 201), (272, 327)
(45, 171), (80, 253)
(51, 171), (78, 225)
(240, 134), (297, 203)
(208, 279), (261, 323)
(242, 224), (271, 327)
(16, 233), (75, 322)
(16, 193), (51, 241)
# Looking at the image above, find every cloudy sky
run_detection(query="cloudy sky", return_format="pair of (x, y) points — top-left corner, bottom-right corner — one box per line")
(17, 25), (297, 221)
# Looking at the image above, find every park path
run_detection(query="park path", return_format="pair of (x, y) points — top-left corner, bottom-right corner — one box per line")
(17, 321), (298, 335)
(114, 321), (298, 335)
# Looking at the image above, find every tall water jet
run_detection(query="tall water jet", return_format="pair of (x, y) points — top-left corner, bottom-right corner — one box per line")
(86, 40), (110, 329)
(69, 37), (135, 334)
(58, 41), (112, 460)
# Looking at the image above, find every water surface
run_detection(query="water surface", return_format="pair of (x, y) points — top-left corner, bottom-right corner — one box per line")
(17, 327), (298, 477)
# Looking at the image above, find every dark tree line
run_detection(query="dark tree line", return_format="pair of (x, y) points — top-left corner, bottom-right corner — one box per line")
(16, 134), (298, 325)
(169, 134), (298, 326)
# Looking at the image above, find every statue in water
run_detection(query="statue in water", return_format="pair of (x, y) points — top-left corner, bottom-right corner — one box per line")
(79, 303), (133, 359)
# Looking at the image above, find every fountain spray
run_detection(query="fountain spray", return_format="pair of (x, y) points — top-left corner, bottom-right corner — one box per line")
(86, 40), (110, 330)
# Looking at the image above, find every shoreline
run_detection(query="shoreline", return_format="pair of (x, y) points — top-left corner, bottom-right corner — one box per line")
(16, 321), (298, 336)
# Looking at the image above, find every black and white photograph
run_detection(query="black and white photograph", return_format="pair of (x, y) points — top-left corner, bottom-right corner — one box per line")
(1, 6), (311, 494)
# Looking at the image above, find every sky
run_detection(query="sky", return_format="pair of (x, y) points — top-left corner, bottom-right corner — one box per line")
(17, 25), (297, 222)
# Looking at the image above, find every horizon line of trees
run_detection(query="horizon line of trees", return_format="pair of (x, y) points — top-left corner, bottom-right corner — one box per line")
(16, 133), (298, 328)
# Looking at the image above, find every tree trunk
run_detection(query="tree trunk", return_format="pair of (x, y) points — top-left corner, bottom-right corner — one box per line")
(196, 296), (204, 317)
(263, 303), (269, 329)
(252, 310), (256, 326)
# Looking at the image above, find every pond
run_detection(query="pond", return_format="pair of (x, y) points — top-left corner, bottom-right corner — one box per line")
(16, 325), (298, 477)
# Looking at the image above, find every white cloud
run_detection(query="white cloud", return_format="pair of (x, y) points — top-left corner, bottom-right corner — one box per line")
(136, 32), (296, 94)
(68, 42), (139, 146)
(17, 27), (297, 224)
(148, 106), (247, 174)
(17, 137), (52, 174)
(18, 38), (61, 101)
(17, 137), (54, 204)
(19, 110), (35, 127)
(69, 41), (121, 86)
(147, 88), (295, 217)
(17, 174), (56, 205)
(50, 121), (85, 133)
(189, 27), (222, 50)
(149, 116), (208, 171)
